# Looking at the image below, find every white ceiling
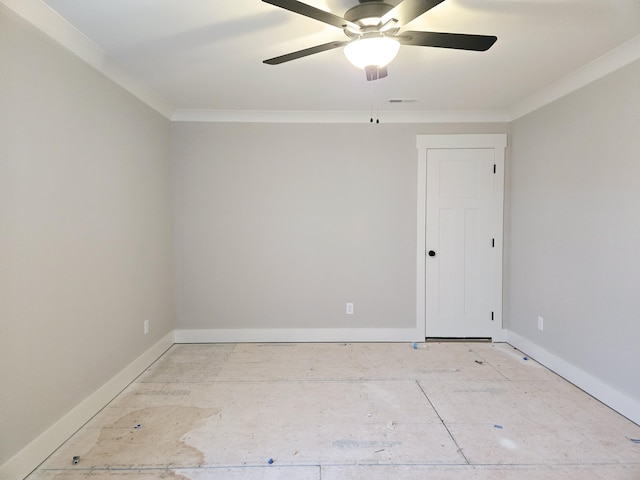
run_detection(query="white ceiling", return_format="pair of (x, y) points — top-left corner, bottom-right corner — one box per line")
(19, 0), (640, 117)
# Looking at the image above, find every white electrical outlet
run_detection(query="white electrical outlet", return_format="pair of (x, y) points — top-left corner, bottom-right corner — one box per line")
(144, 319), (149, 335)
(537, 316), (544, 331)
(346, 303), (354, 315)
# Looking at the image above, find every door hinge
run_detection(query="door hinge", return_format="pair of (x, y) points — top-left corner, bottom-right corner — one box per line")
(493, 164), (496, 174)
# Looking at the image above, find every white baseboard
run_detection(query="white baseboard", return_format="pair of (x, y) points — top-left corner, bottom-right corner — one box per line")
(174, 327), (423, 344)
(7, 328), (636, 480)
(0, 331), (175, 480)
(505, 330), (640, 426)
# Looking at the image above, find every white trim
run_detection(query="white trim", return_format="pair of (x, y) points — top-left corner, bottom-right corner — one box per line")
(491, 139), (506, 342)
(505, 331), (640, 426)
(0, 0), (175, 119)
(4, 0), (639, 124)
(2, 328), (636, 480)
(416, 134), (507, 340)
(509, 34), (640, 120)
(174, 328), (423, 344)
(415, 154), (427, 341)
(417, 134), (507, 150)
(0, 332), (175, 480)
(171, 109), (511, 124)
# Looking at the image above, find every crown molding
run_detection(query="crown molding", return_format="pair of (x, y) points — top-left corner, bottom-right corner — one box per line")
(1, 0), (175, 119)
(509, 34), (640, 120)
(4, 0), (638, 125)
(171, 109), (512, 124)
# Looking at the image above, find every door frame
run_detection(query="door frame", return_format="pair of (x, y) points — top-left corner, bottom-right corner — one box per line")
(416, 134), (507, 341)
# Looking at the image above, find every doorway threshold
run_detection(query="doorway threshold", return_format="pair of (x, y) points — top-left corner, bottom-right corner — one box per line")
(426, 337), (492, 343)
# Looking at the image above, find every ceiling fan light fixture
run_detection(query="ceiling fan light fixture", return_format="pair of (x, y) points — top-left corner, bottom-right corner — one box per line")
(343, 36), (400, 69)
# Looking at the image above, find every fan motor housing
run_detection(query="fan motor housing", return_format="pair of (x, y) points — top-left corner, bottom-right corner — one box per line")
(344, 2), (394, 24)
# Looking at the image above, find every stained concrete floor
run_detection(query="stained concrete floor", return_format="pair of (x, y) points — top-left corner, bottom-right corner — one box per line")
(28, 342), (640, 479)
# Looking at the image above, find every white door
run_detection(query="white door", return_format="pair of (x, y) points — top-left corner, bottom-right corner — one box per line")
(416, 134), (505, 340)
(426, 148), (493, 337)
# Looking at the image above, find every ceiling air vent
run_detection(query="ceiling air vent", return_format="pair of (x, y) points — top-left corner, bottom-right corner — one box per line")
(388, 98), (418, 103)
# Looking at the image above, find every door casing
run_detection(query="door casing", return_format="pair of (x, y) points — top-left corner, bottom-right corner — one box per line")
(416, 134), (507, 341)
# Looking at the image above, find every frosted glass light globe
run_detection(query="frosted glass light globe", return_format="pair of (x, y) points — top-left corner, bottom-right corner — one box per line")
(344, 36), (400, 69)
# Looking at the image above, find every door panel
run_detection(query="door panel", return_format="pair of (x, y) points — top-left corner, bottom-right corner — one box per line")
(426, 148), (494, 338)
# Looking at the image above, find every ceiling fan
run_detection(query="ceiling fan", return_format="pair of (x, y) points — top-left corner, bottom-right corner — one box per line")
(262, 0), (497, 80)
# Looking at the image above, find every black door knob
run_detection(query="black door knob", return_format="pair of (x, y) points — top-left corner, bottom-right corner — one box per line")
(428, 250), (436, 257)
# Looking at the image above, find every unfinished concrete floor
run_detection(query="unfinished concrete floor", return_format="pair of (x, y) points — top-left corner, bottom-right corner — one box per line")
(28, 342), (640, 479)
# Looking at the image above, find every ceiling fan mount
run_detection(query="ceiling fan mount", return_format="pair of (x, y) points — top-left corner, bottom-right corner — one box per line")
(344, 0), (394, 21)
(342, 2), (399, 39)
(262, 0), (497, 80)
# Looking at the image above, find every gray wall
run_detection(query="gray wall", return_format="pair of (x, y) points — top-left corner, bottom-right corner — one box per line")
(5, 0), (638, 468)
(171, 122), (508, 333)
(508, 59), (640, 403)
(0, 7), (174, 465)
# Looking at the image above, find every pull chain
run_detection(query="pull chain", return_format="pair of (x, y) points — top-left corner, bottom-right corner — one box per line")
(370, 73), (374, 123)
(369, 67), (380, 124)
(376, 84), (380, 124)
